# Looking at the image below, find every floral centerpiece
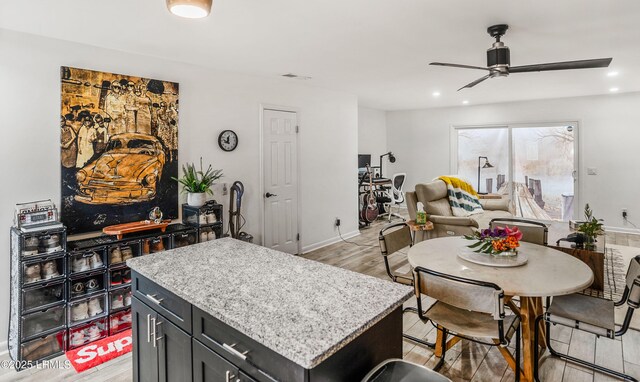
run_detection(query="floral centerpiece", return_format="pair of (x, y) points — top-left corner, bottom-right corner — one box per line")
(464, 226), (523, 256)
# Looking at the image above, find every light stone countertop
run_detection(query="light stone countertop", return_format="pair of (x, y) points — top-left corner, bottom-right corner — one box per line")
(408, 236), (594, 297)
(127, 238), (412, 369)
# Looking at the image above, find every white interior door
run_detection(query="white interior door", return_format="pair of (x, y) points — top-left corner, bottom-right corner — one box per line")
(263, 109), (299, 254)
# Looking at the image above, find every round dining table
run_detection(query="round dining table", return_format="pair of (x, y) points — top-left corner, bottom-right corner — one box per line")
(407, 236), (594, 382)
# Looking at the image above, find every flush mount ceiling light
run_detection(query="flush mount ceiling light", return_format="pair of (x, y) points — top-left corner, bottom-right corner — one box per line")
(607, 71), (619, 77)
(609, 87), (619, 92)
(166, 0), (212, 18)
(432, 91), (441, 97)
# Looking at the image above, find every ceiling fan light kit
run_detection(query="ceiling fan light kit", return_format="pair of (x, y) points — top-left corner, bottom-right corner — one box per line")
(166, 0), (212, 18)
(430, 24), (613, 91)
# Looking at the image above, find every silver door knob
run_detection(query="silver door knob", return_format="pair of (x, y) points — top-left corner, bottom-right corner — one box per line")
(265, 192), (278, 198)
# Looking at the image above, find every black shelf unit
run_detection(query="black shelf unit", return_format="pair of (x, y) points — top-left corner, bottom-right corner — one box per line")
(65, 223), (201, 346)
(182, 202), (224, 243)
(8, 222), (205, 370)
(9, 226), (68, 369)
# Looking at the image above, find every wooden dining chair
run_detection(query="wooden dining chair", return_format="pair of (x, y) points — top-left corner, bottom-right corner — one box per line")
(489, 218), (549, 245)
(413, 266), (522, 381)
(378, 222), (435, 349)
(534, 255), (640, 382)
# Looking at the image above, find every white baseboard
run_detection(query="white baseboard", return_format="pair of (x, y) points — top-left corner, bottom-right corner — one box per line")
(605, 225), (640, 234)
(0, 341), (8, 357)
(301, 230), (360, 254)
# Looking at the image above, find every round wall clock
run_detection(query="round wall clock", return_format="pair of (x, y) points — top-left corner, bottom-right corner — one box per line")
(218, 130), (238, 152)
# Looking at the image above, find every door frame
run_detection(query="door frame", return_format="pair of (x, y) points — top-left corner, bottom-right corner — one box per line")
(259, 104), (302, 254)
(450, 120), (581, 220)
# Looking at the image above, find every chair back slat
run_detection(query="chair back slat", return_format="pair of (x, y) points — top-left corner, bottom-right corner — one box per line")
(414, 268), (504, 319)
(391, 173), (406, 204)
(379, 224), (412, 257)
(626, 256), (640, 291)
(628, 279), (640, 309)
(489, 218), (548, 246)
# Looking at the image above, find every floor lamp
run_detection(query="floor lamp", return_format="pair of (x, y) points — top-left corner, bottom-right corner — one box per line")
(379, 152), (396, 178)
(477, 156), (494, 194)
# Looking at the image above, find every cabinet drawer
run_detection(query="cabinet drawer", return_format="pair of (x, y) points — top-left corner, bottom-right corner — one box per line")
(172, 230), (198, 249)
(22, 280), (65, 314)
(21, 329), (65, 362)
(20, 229), (66, 259)
(21, 305), (66, 340)
(132, 272), (191, 333)
(68, 317), (108, 349)
(193, 339), (239, 382)
(193, 306), (301, 382)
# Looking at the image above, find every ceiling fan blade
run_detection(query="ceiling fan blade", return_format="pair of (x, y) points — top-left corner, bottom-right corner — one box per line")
(430, 62), (490, 71)
(457, 74), (492, 91)
(509, 58), (612, 73)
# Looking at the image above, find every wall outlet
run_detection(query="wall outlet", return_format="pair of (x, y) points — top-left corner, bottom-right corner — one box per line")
(335, 217), (341, 227)
(587, 167), (598, 175)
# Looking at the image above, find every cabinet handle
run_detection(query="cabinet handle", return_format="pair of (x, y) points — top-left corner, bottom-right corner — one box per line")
(146, 293), (164, 305)
(225, 370), (236, 382)
(150, 317), (157, 347)
(146, 314), (152, 343)
(154, 321), (163, 344)
(222, 343), (248, 361)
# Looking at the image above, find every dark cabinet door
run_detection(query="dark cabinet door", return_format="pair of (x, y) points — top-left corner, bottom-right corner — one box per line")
(158, 316), (193, 382)
(132, 297), (159, 382)
(239, 371), (258, 382)
(193, 339), (240, 382)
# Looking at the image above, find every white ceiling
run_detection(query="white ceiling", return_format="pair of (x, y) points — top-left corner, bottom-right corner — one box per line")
(1, 0), (640, 110)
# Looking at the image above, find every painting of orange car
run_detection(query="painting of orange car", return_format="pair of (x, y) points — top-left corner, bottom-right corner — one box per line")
(75, 133), (166, 205)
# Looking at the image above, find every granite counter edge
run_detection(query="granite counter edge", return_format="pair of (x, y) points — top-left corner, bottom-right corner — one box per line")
(128, 263), (413, 369)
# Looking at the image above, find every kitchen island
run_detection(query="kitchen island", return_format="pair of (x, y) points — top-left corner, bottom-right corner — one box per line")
(127, 238), (412, 382)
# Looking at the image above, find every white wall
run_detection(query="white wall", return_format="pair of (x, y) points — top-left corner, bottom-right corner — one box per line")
(386, 92), (640, 231)
(0, 29), (360, 345)
(358, 106), (387, 175)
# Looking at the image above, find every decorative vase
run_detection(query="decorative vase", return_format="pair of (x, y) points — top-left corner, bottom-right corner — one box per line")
(187, 192), (207, 207)
(585, 236), (597, 251)
(495, 249), (518, 257)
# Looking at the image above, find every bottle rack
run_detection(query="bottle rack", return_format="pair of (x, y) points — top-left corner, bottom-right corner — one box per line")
(8, 223), (201, 370)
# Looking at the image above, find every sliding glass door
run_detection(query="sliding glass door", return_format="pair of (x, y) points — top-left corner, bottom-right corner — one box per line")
(454, 123), (577, 221)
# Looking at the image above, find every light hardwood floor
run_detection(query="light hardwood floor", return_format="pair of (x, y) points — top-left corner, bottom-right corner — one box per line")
(2, 220), (639, 381)
(300, 218), (640, 382)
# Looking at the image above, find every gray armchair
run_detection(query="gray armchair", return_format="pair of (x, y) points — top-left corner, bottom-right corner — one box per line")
(406, 180), (512, 241)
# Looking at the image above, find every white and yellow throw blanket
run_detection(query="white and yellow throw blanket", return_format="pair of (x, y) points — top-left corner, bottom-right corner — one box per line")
(438, 176), (484, 217)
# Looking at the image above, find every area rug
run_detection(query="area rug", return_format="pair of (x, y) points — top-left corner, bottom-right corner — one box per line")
(581, 246), (628, 301)
(581, 244), (640, 329)
(66, 329), (132, 373)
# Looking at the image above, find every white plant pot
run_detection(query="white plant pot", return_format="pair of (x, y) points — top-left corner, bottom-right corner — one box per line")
(187, 192), (207, 207)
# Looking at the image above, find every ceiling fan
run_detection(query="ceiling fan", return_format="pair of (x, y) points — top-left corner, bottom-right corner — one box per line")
(430, 24), (612, 91)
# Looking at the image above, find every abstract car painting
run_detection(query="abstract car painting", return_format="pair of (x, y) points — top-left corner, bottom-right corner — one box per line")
(60, 67), (178, 234)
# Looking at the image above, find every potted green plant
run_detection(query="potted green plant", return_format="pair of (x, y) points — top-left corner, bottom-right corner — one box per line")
(172, 158), (223, 207)
(577, 203), (604, 250)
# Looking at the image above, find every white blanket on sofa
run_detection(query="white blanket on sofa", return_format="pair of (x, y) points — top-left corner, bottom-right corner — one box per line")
(437, 176), (484, 217)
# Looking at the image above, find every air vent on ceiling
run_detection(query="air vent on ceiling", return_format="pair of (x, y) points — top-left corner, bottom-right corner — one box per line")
(281, 73), (312, 80)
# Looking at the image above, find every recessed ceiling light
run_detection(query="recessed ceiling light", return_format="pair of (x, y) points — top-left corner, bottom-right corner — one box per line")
(167, 0), (212, 18)
(462, 100), (469, 105)
(607, 71), (619, 77)
(609, 87), (619, 92)
(432, 91), (441, 97)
